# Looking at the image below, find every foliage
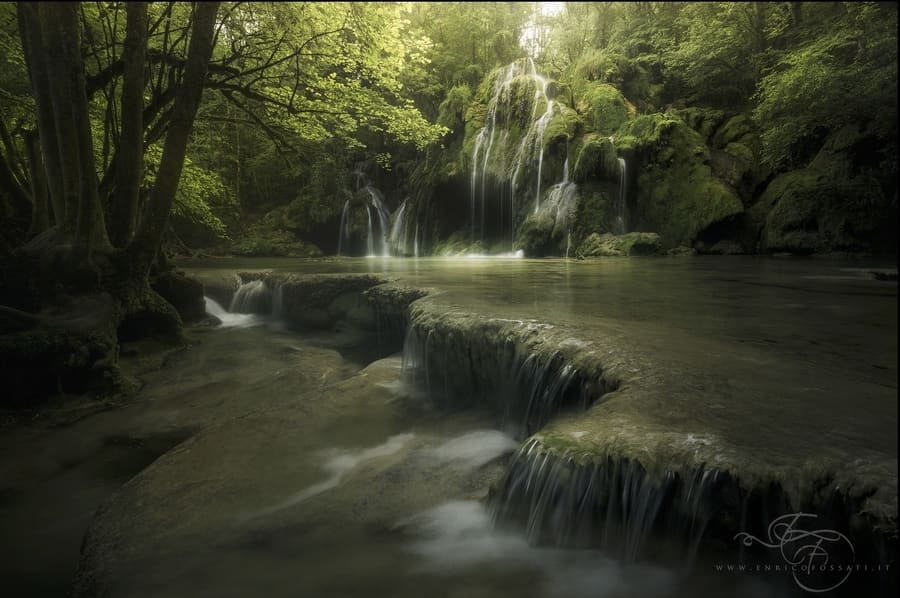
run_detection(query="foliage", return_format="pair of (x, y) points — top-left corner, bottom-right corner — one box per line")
(753, 3), (898, 168)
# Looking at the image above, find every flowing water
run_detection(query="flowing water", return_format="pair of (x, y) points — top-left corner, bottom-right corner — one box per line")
(1, 256), (895, 597)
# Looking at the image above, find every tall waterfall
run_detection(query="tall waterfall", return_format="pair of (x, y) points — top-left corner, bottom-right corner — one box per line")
(616, 157), (627, 235)
(388, 198), (419, 257)
(365, 186), (391, 257)
(337, 200), (350, 257)
(365, 205), (375, 257)
(469, 58), (561, 251)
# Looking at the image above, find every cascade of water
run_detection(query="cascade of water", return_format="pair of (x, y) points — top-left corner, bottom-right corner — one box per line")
(470, 59), (559, 250)
(413, 222), (419, 258)
(390, 199), (407, 255)
(229, 279), (272, 314)
(365, 186), (391, 257)
(616, 157), (627, 235)
(366, 205), (374, 257)
(337, 200), (350, 256)
(271, 281), (285, 320)
(531, 155), (578, 256)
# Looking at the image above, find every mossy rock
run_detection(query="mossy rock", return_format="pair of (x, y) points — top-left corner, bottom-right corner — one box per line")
(710, 143), (755, 190)
(573, 135), (619, 184)
(543, 105), (580, 150)
(150, 271), (205, 323)
(516, 212), (560, 257)
(578, 82), (632, 136)
(433, 231), (486, 256)
(675, 107), (728, 143)
(0, 297), (120, 405)
(615, 114), (744, 246)
(712, 114), (756, 149)
(576, 232), (662, 257)
(756, 169), (884, 254)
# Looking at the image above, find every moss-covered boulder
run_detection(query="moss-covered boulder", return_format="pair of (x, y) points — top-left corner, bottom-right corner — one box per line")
(150, 271), (205, 323)
(573, 135), (619, 184)
(755, 169), (884, 254)
(753, 124), (891, 254)
(614, 114), (744, 247)
(675, 107), (728, 144)
(517, 212), (559, 257)
(0, 294), (122, 405)
(578, 82), (632, 136)
(576, 232), (662, 257)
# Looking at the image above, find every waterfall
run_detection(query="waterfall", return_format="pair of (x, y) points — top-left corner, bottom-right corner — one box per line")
(390, 200), (407, 254)
(365, 186), (391, 257)
(212, 278), (286, 327)
(616, 158), (627, 235)
(469, 58), (560, 251)
(337, 200), (350, 256)
(365, 206), (375, 257)
(229, 279), (271, 314)
(335, 165), (396, 257)
(534, 155), (578, 256)
(413, 223), (419, 258)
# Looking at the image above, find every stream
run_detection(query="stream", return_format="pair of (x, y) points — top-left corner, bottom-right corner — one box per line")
(0, 256), (895, 597)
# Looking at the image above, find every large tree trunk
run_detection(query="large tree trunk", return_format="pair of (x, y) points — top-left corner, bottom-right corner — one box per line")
(24, 131), (50, 236)
(129, 2), (220, 276)
(16, 3), (66, 229)
(109, 2), (149, 248)
(40, 3), (82, 240)
(54, 3), (111, 255)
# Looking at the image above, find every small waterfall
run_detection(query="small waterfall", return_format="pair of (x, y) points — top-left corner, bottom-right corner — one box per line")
(335, 165), (395, 257)
(210, 278), (286, 327)
(366, 205), (375, 257)
(390, 200), (407, 254)
(229, 279), (272, 314)
(413, 223), (420, 258)
(535, 155), (578, 256)
(337, 200), (350, 256)
(616, 157), (627, 235)
(365, 186), (391, 257)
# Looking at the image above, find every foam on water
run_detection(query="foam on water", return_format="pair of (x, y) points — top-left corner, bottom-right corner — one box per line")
(406, 500), (677, 598)
(204, 297), (264, 328)
(249, 433), (415, 519)
(426, 430), (518, 469)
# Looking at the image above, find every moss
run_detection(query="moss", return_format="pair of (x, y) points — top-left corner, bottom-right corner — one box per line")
(543, 105), (579, 150)
(0, 320), (118, 405)
(614, 114), (744, 247)
(573, 136), (619, 184)
(613, 113), (684, 156)
(578, 82), (631, 136)
(516, 212), (558, 257)
(572, 185), (612, 242)
(756, 169), (883, 254)
(675, 107), (728, 143)
(712, 114), (755, 149)
(576, 232), (661, 257)
(432, 230), (485, 256)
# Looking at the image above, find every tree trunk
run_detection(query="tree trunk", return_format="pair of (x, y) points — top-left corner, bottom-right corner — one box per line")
(54, 2), (112, 255)
(40, 3), (82, 240)
(110, 2), (149, 248)
(129, 2), (220, 276)
(25, 131), (50, 236)
(16, 3), (66, 229)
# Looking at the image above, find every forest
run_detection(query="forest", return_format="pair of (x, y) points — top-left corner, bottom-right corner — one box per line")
(0, 3), (897, 597)
(0, 0), (896, 429)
